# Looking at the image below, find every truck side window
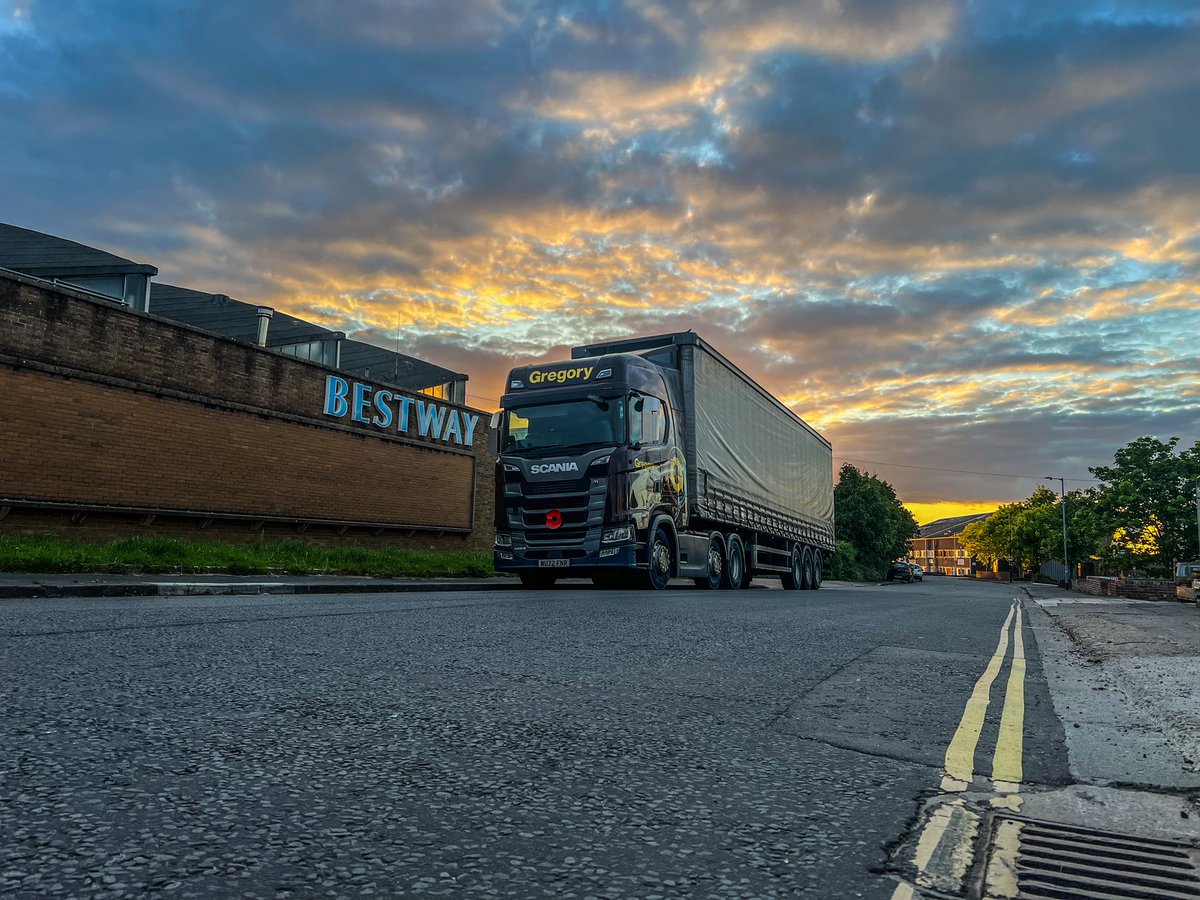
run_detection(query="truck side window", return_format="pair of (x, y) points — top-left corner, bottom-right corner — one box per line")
(633, 395), (666, 445)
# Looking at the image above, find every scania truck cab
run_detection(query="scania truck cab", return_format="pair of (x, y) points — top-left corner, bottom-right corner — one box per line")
(492, 352), (687, 589)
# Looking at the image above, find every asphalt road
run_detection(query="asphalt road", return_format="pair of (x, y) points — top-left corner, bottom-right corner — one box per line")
(1, 577), (1068, 898)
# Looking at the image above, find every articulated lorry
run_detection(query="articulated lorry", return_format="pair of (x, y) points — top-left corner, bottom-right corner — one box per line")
(491, 332), (835, 590)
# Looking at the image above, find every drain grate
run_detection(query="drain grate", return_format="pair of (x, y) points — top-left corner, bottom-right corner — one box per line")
(983, 815), (1200, 899)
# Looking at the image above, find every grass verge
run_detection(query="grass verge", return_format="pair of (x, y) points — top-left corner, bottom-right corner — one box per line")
(0, 534), (495, 578)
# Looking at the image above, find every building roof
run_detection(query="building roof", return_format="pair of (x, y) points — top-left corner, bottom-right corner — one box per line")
(338, 338), (465, 391)
(150, 283), (342, 346)
(916, 512), (994, 539)
(0, 222), (157, 278)
(1, 222), (467, 395)
(150, 284), (464, 392)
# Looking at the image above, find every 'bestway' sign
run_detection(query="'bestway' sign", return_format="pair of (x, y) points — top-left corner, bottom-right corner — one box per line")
(323, 376), (480, 447)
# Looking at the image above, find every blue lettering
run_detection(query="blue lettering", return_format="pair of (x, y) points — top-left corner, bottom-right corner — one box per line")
(351, 382), (372, 423)
(462, 414), (479, 447)
(396, 396), (413, 433)
(417, 399), (447, 439)
(323, 375), (349, 417)
(372, 389), (394, 429)
(442, 410), (463, 444)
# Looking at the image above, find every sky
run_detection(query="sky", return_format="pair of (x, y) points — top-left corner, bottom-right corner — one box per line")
(2, 0), (1198, 524)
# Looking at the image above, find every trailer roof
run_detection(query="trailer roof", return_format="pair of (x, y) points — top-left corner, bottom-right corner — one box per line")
(571, 331), (830, 449)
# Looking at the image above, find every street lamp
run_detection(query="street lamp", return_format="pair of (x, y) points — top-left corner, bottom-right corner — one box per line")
(1046, 475), (1069, 587)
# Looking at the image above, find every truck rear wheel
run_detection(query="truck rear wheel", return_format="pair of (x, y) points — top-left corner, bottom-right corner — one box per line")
(693, 533), (723, 590)
(721, 534), (745, 590)
(809, 552), (823, 590)
(781, 543), (802, 590)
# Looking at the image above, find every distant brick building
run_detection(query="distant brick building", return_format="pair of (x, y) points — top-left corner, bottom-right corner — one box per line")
(0, 224), (493, 550)
(908, 513), (993, 576)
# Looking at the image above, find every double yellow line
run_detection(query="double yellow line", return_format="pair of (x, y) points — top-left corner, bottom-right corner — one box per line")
(890, 600), (1029, 899)
(944, 598), (1026, 788)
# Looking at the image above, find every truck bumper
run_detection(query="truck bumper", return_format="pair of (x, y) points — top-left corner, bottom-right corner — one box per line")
(494, 544), (639, 575)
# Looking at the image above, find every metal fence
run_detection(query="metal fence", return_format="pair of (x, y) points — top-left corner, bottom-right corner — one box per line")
(1040, 559), (1070, 584)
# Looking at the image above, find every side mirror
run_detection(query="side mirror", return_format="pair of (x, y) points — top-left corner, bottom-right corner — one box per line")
(488, 412), (502, 456)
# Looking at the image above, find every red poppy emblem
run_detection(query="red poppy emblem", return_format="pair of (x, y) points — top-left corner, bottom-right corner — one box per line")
(546, 509), (563, 530)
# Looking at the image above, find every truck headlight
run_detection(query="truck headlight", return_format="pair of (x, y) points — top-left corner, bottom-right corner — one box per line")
(602, 525), (634, 543)
(494, 532), (512, 547)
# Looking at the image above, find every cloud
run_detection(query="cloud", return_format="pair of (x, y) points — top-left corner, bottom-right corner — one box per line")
(1, 0), (1196, 506)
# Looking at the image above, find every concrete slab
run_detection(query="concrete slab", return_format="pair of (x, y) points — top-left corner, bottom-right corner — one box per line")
(1025, 592), (1200, 790)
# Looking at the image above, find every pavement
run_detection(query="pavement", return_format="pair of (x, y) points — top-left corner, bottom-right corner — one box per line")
(1022, 580), (1200, 791)
(0, 572), (519, 599)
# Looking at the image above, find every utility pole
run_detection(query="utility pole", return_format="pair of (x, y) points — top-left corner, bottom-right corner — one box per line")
(1046, 475), (1069, 587)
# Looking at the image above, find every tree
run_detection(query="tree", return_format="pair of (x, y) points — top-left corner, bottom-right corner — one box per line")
(1089, 436), (1200, 575)
(1065, 487), (1108, 569)
(960, 505), (1017, 568)
(960, 486), (1071, 574)
(832, 464), (918, 579)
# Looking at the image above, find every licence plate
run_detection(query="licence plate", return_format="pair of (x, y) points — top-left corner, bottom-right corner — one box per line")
(538, 559), (570, 568)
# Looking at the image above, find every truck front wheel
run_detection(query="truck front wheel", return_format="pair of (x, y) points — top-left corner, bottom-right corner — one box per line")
(644, 525), (673, 591)
(721, 534), (745, 590)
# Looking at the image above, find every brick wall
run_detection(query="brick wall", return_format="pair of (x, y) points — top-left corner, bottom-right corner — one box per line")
(0, 271), (495, 550)
(1077, 576), (1175, 602)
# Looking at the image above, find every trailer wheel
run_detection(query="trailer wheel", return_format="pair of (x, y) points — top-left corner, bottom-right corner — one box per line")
(721, 534), (745, 590)
(799, 546), (814, 590)
(781, 543), (802, 590)
(520, 573), (558, 590)
(693, 533), (724, 590)
(643, 524), (673, 591)
(809, 551), (823, 590)
(740, 542), (755, 589)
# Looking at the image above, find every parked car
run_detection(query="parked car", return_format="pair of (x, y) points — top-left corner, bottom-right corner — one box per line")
(887, 561), (914, 583)
(910, 564), (924, 582)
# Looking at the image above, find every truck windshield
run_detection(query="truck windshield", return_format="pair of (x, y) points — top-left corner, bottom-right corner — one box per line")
(502, 398), (626, 456)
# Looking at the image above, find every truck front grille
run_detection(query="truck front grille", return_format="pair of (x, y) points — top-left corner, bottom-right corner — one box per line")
(524, 478), (589, 496)
(505, 476), (606, 553)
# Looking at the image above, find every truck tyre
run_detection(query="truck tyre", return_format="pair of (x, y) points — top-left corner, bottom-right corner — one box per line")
(740, 542), (755, 589)
(644, 524), (673, 591)
(721, 534), (745, 590)
(694, 533), (724, 590)
(799, 546), (813, 590)
(520, 572), (558, 590)
(781, 543), (802, 590)
(810, 552), (823, 590)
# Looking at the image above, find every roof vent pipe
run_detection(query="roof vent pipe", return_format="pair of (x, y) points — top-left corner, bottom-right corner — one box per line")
(255, 307), (274, 346)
